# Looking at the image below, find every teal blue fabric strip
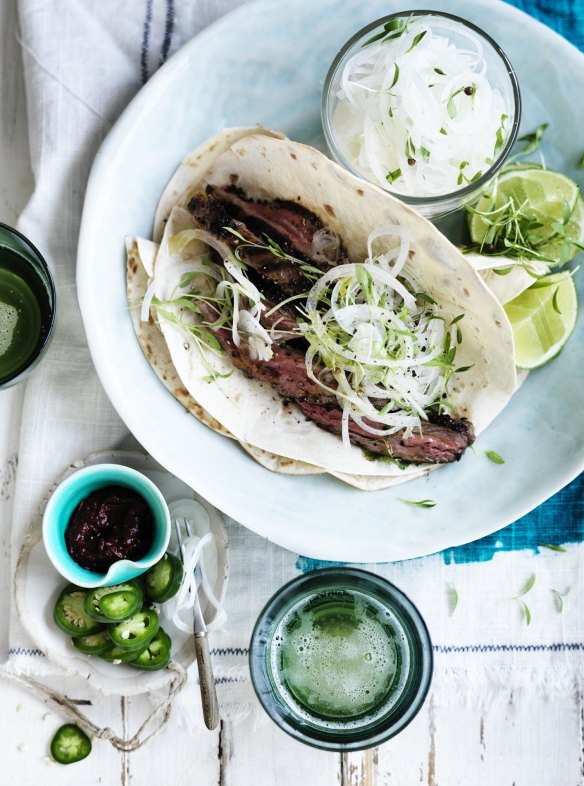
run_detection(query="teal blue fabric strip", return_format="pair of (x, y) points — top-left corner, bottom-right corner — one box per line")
(505, 0), (583, 50)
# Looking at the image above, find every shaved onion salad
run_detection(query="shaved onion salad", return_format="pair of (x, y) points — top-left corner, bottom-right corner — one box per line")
(299, 225), (461, 446)
(150, 222), (462, 449)
(330, 14), (511, 197)
(150, 228), (276, 362)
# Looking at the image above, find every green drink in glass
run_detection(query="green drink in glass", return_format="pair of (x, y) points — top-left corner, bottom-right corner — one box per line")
(0, 224), (55, 387)
(250, 568), (432, 750)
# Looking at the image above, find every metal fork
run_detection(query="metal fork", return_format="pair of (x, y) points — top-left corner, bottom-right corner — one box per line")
(174, 517), (220, 730)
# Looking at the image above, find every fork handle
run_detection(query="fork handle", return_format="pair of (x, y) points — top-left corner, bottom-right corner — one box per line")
(194, 632), (220, 730)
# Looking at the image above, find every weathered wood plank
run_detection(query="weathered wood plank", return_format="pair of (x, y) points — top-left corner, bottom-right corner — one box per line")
(220, 703), (339, 786)
(431, 693), (583, 786)
(341, 747), (377, 786)
(125, 681), (220, 785)
(3, 675), (124, 785)
(369, 695), (431, 786)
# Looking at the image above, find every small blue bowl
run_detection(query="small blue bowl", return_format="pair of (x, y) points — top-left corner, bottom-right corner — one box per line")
(42, 464), (171, 588)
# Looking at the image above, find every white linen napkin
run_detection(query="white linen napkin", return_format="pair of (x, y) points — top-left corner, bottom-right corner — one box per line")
(5, 0), (583, 718)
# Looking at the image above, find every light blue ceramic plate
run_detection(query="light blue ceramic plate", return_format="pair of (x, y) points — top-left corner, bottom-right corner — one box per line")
(77, 0), (584, 562)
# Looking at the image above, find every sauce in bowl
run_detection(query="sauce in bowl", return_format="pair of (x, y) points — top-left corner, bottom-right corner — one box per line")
(65, 485), (153, 573)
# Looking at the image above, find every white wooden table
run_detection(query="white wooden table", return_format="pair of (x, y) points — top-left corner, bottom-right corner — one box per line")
(1, 2), (583, 783)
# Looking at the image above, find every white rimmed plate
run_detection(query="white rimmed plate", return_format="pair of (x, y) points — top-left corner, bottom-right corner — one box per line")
(77, 0), (584, 561)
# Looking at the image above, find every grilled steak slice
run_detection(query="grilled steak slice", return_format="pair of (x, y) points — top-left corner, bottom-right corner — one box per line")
(209, 185), (331, 263)
(189, 191), (309, 296)
(198, 301), (333, 405)
(295, 401), (474, 464)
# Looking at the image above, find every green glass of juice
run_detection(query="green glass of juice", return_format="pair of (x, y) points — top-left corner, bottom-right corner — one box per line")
(249, 568), (432, 751)
(0, 223), (55, 388)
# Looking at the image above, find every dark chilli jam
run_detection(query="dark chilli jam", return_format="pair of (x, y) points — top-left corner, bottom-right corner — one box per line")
(65, 486), (153, 572)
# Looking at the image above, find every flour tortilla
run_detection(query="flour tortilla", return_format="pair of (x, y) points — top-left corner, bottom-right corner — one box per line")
(128, 129), (517, 486)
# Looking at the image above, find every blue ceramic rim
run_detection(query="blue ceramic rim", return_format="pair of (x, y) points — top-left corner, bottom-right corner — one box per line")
(42, 463), (171, 588)
(0, 222), (56, 387)
(321, 9), (522, 212)
(249, 567), (433, 751)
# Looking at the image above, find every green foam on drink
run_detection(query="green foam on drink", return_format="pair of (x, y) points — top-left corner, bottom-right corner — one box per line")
(275, 592), (402, 720)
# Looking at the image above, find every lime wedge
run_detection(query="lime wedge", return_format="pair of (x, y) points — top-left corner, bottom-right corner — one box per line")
(469, 167), (584, 266)
(504, 272), (577, 369)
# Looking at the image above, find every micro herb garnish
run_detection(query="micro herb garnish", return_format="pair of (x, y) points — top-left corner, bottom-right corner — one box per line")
(386, 168), (402, 184)
(398, 498), (436, 508)
(222, 225), (324, 285)
(485, 450), (505, 464)
(439, 127), (448, 135)
(153, 298), (231, 380)
(457, 161), (469, 186)
(512, 574), (535, 625)
(364, 451), (410, 470)
(362, 17), (407, 47)
(420, 146), (430, 160)
(551, 588), (569, 612)
(464, 196), (583, 263)
(179, 270), (198, 288)
(356, 265), (374, 301)
(202, 369), (234, 383)
(540, 543), (567, 552)
(406, 29), (427, 53)
(507, 122), (548, 163)
(388, 63), (400, 90)
(414, 291), (437, 305)
(405, 137), (416, 160)
(447, 583), (458, 616)
(446, 85), (474, 119)
(495, 113), (508, 152)
(222, 226), (289, 262)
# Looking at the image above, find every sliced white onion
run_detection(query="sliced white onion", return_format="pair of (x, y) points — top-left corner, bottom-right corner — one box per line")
(311, 227), (344, 265)
(170, 532), (214, 634)
(140, 278), (158, 323)
(333, 17), (510, 197)
(301, 224), (452, 438)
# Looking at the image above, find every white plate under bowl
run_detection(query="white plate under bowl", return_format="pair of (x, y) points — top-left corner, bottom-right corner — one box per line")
(14, 451), (228, 696)
(77, 0), (584, 562)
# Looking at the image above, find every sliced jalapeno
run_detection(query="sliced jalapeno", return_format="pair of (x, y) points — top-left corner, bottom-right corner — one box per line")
(129, 628), (172, 671)
(109, 609), (160, 652)
(99, 643), (145, 664)
(54, 586), (103, 637)
(144, 553), (184, 603)
(84, 580), (143, 623)
(50, 724), (92, 765)
(72, 629), (110, 656)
